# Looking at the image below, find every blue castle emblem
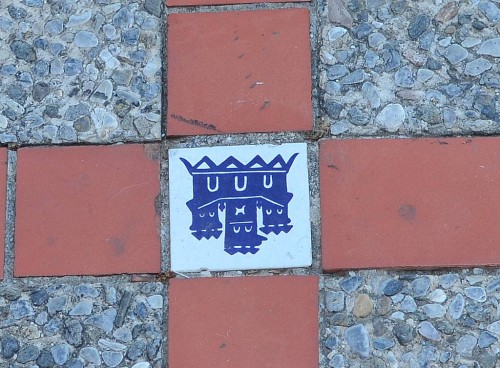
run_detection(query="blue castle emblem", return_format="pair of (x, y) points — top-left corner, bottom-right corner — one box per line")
(180, 153), (298, 255)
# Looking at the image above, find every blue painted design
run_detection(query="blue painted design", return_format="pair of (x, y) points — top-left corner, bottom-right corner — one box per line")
(181, 153), (298, 255)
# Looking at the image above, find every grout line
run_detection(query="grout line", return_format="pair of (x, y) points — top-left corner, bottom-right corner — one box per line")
(3, 148), (17, 282)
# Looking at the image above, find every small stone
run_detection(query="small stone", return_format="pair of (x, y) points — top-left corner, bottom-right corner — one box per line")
(325, 101), (344, 119)
(84, 308), (116, 333)
(328, 354), (344, 367)
(400, 295), (417, 313)
(67, 10), (92, 27)
(373, 337), (394, 350)
(67, 358), (85, 368)
(98, 339), (127, 352)
(327, 64), (348, 80)
(74, 31), (98, 47)
(375, 104), (406, 132)
(457, 335), (477, 357)
(64, 319), (83, 346)
(487, 321), (500, 336)
(408, 14), (430, 40)
(487, 278), (500, 293)
(434, 320), (455, 335)
(418, 321), (441, 341)
(328, 26), (347, 42)
(475, 352), (497, 368)
(1, 335), (20, 359)
(91, 108), (119, 138)
(439, 273), (458, 289)
(465, 58), (492, 76)
(50, 58), (64, 75)
(341, 69), (365, 85)
(11, 40), (36, 62)
(132, 363), (151, 368)
(462, 37), (482, 48)
(435, 2), (459, 22)
(325, 335), (338, 350)
(444, 44), (468, 64)
(395, 66), (415, 88)
(33, 82), (50, 102)
(64, 58), (83, 76)
(427, 289), (446, 303)
(423, 304), (446, 318)
(115, 291), (133, 328)
(393, 322), (416, 345)
(411, 276), (431, 297)
(37, 349), (55, 368)
(8, 5), (28, 19)
(91, 79), (113, 101)
(479, 1), (500, 22)
(340, 276), (363, 293)
(147, 295), (163, 309)
(368, 32), (386, 48)
(478, 38), (500, 58)
(45, 19), (63, 34)
(113, 327), (132, 342)
(361, 82), (380, 108)
(478, 331), (497, 348)
(345, 324), (370, 358)
(103, 351), (123, 367)
(353, 294), (373, 317)
(347, 107), (369, 126)
(79, 347), (101, 365)
(51, 343), (71, 365)
(145, 0), (162, 17)
(123, 28), (140, 45)
(44, 317), (63, 336)
(328, 0), (353, 29)
(10, 299), (35, 319)
(326, 291), (345, 312)
(425, 57), (442, 70)
(355, 22), (374, 39)
(465, 287), (487, 302)
(111, 69), (133, 86)
(75, 284), (99, 297)
(143, 56), (161, 78)
(65, 104), (90, 121)
(70, 301), (93, 316)
(113, 7), (134, 28)
(447, 293), (464, 319)
(127, 340), (146, 360)
(17, 345), (40, 363)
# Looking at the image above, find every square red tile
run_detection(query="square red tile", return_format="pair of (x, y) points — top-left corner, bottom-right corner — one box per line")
(167, 0), (307, 7)
(15, 144), (160, 277)
(169, 276), (319, 368)
(166, 9), (312, 136)
(0, 149), (7, 280)
(320, 137), (500, 271)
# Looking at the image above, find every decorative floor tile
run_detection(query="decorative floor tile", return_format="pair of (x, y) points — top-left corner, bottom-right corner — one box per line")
(15, 144), (161, 276)
(320, 137), (500, 271)
(169, 275), (319, 368)
(169, 143), (311, 272)
(0, 149), (6, 279)
(166, 9), (312, 136)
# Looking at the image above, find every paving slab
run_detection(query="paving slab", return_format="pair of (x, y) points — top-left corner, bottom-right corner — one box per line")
(169, 275), (319, 368)
(167, 0), (308, 7)
(0, 149), (6, 279)
(166, 9), (312, 136)
(320, 137), (500, 270)
(15, 144), (161, 276)
(169, 143), (312, 272)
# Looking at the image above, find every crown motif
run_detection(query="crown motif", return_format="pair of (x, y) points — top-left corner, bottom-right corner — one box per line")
(180, 153), (299, 174)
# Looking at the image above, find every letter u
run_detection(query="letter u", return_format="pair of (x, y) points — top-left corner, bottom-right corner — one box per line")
(234, 175), (247, 192)
(207, 176), (219, 192)
(263, 174), (273, 188)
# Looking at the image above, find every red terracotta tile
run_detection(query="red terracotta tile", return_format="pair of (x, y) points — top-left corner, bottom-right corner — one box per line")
(0, 149), (7, 280)
(169, 276), (318, 368)
(167, 9), (312, 136)
(320, 137), (500, 271)
(167, 0), (307, 7)
(15, 144), (160, 277)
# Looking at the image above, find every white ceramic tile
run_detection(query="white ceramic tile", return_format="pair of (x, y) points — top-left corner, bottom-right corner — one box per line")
(169, 143), (312, 272)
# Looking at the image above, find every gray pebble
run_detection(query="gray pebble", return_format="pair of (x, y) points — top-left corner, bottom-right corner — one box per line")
(79, 347), (101, 365)
(145, 0), (162, 17)
(465, 58), (492, 77)
(478, 331), (497, 348)
(479, 1), (500, 22)
(339, 276), (363, 293)
(10, 40), (37, 62)
(17, 345), (40, 363)
(74, 31), (99, 47)
(423, 304), (446, 318)
(395, 66), (415, 88)
(443, 107), (457, 128)
(45, 19), (63, 34)
(103, 351), (123, 367)
(328, 354), (344, 367)
(10, 299), (35, 319)
(67, 359), (85, 368)
(69, 301), (93, 316)
(408, 14), (430, 40)
(8, 5), (28, 19)
(393, 322), (416, 345)
(37, 349), (55, 368)
(50, 343), (71, 365)
(113, 327), (132, 342)
(368, 32), (386, 48)
(33, 82), (50, 102)
(341, 69), (365, 85)
(127, 340), (146, 360)
(411, 276), (431, 297)
(1, 335), (20, 359)
(400, 295), (417, 313)
(465, 287), (486, 302)
(375, 104), (405, 132)
(65, 103), (90, 121)
(67, 10), (92, 27)
(331, 121), (350, 135)
(418, 321), (441, 341)
(75, 284), (99, 298)
(64, 58), (83, 76)
(447, 293), (464, 319)
(344, 324), (370, 358)
(113, 7), (134, 29)
(85, 308), (116, 333)
(444, 44), (468, 65)
(64, 319), (83, 346)
(44, 317), (63, 336)
(327, 65), (348, 80)
(478, 38), (500, 58)
(325, 291), (345, 312)
(373, 337), (394, 350)
(456, 334), (477, 357)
